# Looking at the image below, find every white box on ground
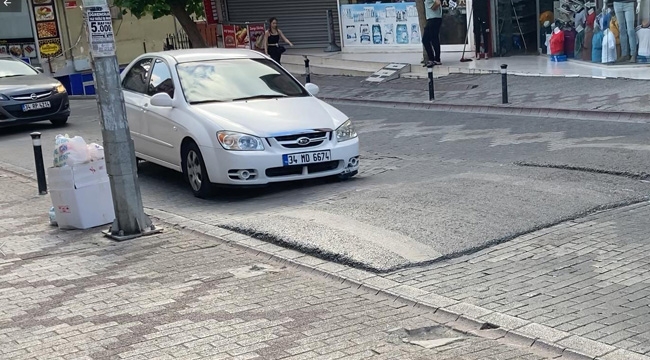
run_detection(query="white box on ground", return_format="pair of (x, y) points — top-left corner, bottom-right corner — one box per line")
(47, 160), (115, 230)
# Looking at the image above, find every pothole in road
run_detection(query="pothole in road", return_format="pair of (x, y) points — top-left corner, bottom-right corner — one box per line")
(389, 325), (467, 349)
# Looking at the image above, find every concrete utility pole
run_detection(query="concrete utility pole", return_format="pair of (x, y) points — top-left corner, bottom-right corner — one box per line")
(83, 0), (159, 240)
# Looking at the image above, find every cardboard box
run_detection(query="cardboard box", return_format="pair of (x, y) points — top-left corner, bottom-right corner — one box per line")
(48, 160), (115, 230)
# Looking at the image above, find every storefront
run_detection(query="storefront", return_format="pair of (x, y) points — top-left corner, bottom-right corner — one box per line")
(223, 0), (340, 47)
(337, 0), (475, 53)
(495, 0), (650, 64)
(0, 0), (65, 70)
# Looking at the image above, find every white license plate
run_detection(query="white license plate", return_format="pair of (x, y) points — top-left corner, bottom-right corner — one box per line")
(22, 101), (51, 112)
(283, 150), (331, 166)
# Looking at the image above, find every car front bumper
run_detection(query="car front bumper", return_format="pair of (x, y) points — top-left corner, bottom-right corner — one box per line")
(0, 92), (70, 128)
(201, 137), (360, 185)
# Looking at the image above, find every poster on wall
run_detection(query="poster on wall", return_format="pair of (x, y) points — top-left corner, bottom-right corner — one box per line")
(248, 24), (265, 51)
(0, 38), (39, 58)
(340, 2), (420, 47)
(222, 23), (266, 50)
(222, 24), (237, 48)
(31, 0), (62, 58)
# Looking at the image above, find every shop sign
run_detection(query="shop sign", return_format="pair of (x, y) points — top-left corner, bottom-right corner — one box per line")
(1, 0), (22, 12)
(0, 38), (38, 58)
(340, 2), (420, 48)
(39, 38), (62, 57)
(30, 0), (62, 58)
(202, 0), (218, 25)
(222, 23), (265, 50)
(222, 24), (236, 48)
(84, 3), (116, 57)
(65, 1), (77, 9)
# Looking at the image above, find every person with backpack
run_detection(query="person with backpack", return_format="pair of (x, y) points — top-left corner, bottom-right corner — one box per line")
(263, 17), (294, 64)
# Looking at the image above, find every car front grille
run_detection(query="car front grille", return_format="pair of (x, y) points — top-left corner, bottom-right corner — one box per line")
(265, 160), (340, 178)
(3, 97), (63, 118)
(11, 90), (54, 101)
(274, 131), (329, 149)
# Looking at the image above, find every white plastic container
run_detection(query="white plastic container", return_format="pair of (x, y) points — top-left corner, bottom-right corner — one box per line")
(47, 160), (115, 230)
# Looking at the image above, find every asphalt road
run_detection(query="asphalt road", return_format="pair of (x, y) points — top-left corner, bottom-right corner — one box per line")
(2, 100), (649, 272)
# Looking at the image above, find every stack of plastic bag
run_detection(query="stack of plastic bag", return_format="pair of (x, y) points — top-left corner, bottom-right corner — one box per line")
(52, 134), (105, 167)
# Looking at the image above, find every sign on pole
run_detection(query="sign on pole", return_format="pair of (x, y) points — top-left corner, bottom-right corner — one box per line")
(84, 2), (115, 57)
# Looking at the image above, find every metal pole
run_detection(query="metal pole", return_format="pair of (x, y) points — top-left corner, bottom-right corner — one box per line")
(325, 9), (341, 52)
(30, 132), (47, 195)
(427, 64), (435, 101)
(304, 55), (311, 84)
(500, 64), (508, 104)
(83, 0), (157, 240)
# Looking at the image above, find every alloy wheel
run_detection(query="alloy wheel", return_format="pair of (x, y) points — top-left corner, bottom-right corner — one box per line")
(186, 150), (202, 192)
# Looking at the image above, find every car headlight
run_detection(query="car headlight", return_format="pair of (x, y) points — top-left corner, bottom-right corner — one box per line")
(55, 84), (67, 94)
(336, 120), (357, 142)
(217, 131), (265, 151)
(0, 94), (9, 101)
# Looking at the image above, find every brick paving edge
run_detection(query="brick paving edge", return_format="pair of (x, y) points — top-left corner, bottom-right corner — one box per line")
(69, 95), (650, 123)
(320, 97), (650, 123)
(141, 206), (650, 360)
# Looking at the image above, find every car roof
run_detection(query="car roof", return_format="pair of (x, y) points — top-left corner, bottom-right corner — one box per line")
(145, 48), (267, 64)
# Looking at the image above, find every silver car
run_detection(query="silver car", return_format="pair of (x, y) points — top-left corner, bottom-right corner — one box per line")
(0, 55), (70, 128)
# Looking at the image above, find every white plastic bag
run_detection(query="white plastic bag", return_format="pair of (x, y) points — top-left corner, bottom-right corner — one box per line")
(87, 143), (105, 161)
(53, 134), (91, 167)
(53, 134), (71, 167)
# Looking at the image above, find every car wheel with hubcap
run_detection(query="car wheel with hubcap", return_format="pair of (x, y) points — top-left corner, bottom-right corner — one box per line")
(182, 142), (213, 198)
(50, 117), (68, 126)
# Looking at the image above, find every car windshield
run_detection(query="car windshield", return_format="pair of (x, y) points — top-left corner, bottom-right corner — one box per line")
(0, 59), (39, 78)
(176, 58), (309, 104)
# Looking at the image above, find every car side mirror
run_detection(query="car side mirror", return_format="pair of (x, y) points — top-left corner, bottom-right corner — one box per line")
(305, 83), (320, 96)
(35, 67), (43, 73)
(150, 92), (173, 107)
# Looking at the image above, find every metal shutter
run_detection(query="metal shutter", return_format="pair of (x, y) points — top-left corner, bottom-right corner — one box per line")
(225, 0), (340, 48)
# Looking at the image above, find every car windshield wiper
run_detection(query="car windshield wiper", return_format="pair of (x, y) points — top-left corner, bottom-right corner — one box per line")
(231, 94), (288, 101)
(189, 99), (225, 105)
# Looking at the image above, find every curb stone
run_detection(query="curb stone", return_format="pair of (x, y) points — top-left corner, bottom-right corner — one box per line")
(142, 206), (643, 360)
(320, 97), (650, 124)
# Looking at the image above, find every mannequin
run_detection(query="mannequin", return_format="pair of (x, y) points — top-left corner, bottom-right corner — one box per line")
(637, 20), (650, 61)
(550, 24), (566, 55)
(613, 0), (637, 62)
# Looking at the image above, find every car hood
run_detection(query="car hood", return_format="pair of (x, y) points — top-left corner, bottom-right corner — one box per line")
(0, 75), (60, 94)
(191, 97), (349, 138)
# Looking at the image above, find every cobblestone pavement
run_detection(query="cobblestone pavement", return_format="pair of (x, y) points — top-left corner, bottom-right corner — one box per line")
(308, 74), (650, 114)
(146, 191), (650, 359)
(0, 169), (558, 360)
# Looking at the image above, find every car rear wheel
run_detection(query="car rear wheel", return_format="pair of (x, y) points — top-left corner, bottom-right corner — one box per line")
(182, 142), (213, 198)
(50, 117), (68, 126)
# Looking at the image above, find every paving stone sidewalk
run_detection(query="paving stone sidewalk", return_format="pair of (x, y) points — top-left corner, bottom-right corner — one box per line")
(0, 169), (555, 360)
(307, 74), (650, 114)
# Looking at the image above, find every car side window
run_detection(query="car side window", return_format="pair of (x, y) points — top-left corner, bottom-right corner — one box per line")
(122, 58), (152, 94)
(147, 59), (175, 98)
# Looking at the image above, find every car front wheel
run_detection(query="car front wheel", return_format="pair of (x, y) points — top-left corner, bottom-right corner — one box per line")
(50, 117), (68, 126)
(182, 142), (213, 198)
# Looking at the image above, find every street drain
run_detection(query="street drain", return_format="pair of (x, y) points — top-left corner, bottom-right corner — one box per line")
(390, 325), (467, 349)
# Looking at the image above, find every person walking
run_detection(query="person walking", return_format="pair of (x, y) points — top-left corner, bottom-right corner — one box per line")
(422, 0), (443, 66)
(264, 17), (294, 64)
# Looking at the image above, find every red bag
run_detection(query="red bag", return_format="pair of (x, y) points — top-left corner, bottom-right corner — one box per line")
(549, 30), (565, 55)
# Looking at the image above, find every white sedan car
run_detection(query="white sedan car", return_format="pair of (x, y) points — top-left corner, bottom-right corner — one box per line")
(120, 49), (360, 198)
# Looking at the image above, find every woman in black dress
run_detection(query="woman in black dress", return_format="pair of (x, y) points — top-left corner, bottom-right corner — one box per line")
(264, 17), (294, 64)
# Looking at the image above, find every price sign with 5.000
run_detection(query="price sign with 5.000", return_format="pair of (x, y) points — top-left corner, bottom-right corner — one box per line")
(85, 5), (116, 57)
